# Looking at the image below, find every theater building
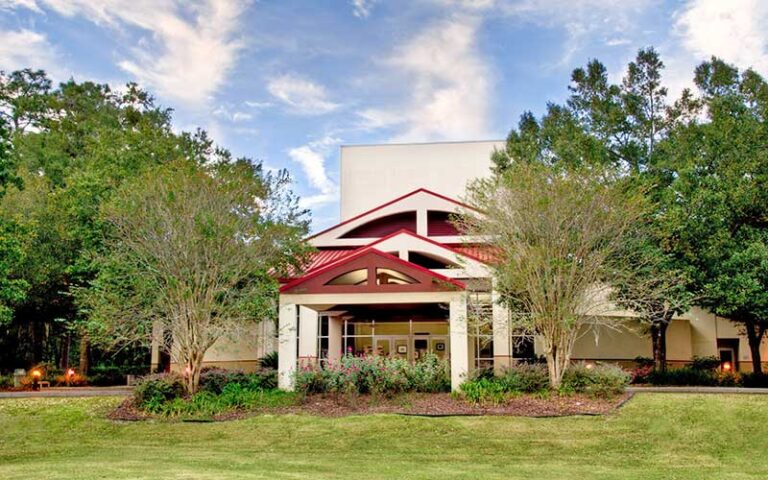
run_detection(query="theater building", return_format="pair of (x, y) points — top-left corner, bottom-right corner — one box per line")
(154, 140), (766, 390)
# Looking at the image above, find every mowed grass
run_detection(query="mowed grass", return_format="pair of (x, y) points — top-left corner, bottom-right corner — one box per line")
(0, 394), (767, 480)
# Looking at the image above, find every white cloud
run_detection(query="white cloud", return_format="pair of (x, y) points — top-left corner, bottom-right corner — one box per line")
(267, 74), (340, 115)
(675, 0), (768, 74)
(16, 0), (249, 107)
(288, 136), (340, 208)
(364, 15), (492, 142)
(0, 0), (41, 11)
(350, 0), (377, 18)
(0, 29), (59, 74)
(244, 100), (272, 109)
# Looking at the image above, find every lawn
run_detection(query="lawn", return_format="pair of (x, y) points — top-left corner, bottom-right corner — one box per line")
(0, 393), (766, 479)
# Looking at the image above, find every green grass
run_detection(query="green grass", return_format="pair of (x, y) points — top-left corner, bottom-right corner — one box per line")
(0, 393), (767, 479)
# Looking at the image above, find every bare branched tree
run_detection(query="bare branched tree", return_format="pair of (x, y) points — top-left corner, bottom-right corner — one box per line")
(460, 162), (647, 388)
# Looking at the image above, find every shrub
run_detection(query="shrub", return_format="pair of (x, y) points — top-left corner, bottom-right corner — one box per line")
(54, 373), (88, 386)
(155, 388), (297, 417)
(498, 363), (549, 393)
(634, 356), (655, 368)
(89, 364), (149, 386)
(645, 367), (718, 386)
(0, 374), (12, 389)
(691, 356), (721, 371)
(742, 372), (768, 388)
(405, 354), (451, 393)
(294, 354), (451, 397)
(198, 368), (277, 394)
(259, 351), (278, 370)
(561, 363), (631, 398)
(630, 365), (654, 384)
(460, 378), (507, 405)
(134, 373), (185, 412)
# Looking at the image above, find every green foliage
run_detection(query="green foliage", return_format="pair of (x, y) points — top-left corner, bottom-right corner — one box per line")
(294, 354), (451, 397)
(460, 378), (508, 405)
(79, 158), (309, 393)
(560, 363), (631, 398)
(690, 356), (721, 371)
(498, 363), (550, 393)
(133, 374), (185, 410)
(258, 351), (278, 370)
(460, 363), (629, 404)
(135, 369), (288, 417)
(155, 388), (296, 418)
(198, 368), (277, 394)
(88, 364), (148, 386)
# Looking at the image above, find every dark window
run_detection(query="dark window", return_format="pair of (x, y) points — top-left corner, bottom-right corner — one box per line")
(427, 210), (462, 236)
(340, 211), (417, 238)
(408, 251), (457, 269)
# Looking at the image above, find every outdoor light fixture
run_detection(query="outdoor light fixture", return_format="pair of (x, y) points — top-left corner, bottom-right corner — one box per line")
(31, 369), (41, 391)
(585, 363), (594, 370)
(67, 368), (75, 387)
(722, 362), (732, 372)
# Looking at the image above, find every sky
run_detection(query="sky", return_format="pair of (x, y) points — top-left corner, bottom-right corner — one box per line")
(1, 0), (767, 231)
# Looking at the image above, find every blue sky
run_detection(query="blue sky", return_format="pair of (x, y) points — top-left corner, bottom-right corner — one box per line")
(1, 0), (766, 231)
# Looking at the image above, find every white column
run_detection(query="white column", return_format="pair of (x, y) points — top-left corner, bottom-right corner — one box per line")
(492, 289), (511, 374)
(449, 296), (469, 391)
(278, 303), (298, 390)
(416, 209), (428, 236)
(328, 316), (343, 363)
(298, 306), (318, 366)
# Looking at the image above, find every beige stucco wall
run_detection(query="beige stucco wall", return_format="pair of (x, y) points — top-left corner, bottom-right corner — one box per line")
(340, 141), (503, 220)
(571, 319), (692, 363)
(194, 320), (277, 370)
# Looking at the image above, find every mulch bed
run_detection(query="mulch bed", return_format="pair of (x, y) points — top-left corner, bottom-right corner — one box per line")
(108, 392), (633, 422)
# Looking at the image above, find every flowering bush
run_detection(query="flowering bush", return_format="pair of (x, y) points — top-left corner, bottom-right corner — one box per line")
(294, 354), (450, 397)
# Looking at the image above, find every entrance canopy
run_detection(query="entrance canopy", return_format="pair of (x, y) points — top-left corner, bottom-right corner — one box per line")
(280, 248), (465, 295)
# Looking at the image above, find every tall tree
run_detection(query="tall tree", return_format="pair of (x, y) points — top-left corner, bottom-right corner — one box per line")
(492, 48), (693, 371)
(461, 161), (646, 388)
(658, 58), (768, 374)
(78, 160), (309, 393)
(0, 70), (224, 371)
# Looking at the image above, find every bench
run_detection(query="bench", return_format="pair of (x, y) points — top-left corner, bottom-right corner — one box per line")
(38, 381), (50, 389)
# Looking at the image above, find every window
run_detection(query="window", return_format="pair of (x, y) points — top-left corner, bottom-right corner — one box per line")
(325, 269), (368, 286)
(317, 315), (330, 362)
(408, 251), (457, 269)
(473, 322), (494, 370)
(376, 268), (417, 285)
(340, 211), (417, 238)
(510, 333), (535, 360)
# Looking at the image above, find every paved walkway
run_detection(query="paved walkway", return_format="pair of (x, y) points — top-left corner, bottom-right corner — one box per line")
(0, 386), (132, 399)
(629, 386), (768, 394)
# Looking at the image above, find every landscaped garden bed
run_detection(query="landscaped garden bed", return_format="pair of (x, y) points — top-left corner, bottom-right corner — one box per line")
(110, 355), (633, 421)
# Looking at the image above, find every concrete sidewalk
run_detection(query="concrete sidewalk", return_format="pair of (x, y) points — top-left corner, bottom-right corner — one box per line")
(629, 386), (768, 394)
(0, 386), (132, 399)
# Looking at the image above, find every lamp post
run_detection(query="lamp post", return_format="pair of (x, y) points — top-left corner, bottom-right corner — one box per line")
(66, 368), (75, 387)
(31, 369), (41, 391)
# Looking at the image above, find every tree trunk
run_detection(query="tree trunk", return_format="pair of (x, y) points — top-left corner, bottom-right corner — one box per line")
(60, 334), (71, 370)
(650, 322), (668, 372)
(78, 334), (90, 375)
(744, 319), (765, 375)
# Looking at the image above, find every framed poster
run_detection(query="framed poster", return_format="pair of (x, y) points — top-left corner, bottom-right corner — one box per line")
(435, 342), (446, 352)
(397, 345), (407, 354)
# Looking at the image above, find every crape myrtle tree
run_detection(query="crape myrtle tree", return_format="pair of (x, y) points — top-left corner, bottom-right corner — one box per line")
(460, 161), (646, 388)
(657, 58), (768, 374)
(78, 159), (310, 393)
(490, 48), (694, 372)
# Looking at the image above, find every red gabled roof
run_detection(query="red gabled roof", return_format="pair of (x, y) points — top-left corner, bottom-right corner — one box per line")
(309, 188), (478, 240)
(285, 229), (492, 281)
(279, 247), (466, 293)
